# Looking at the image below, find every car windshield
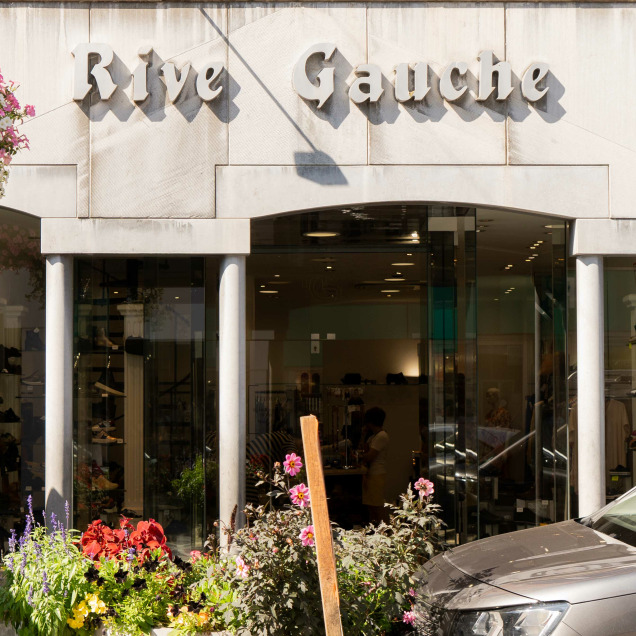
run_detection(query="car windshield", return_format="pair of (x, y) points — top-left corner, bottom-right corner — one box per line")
(582, 487), (636, 547)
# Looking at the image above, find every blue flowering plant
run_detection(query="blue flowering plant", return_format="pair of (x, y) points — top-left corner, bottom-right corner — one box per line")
(0, 498), (93, 635)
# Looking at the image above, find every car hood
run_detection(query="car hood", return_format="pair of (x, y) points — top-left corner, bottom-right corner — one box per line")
(443, 520), (636, 604)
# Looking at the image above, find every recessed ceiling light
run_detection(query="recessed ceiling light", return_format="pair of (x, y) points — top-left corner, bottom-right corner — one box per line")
(303, 231), (340, 238)
(526, 259), (531, 262)
(391, 262), (414, 267)
(507, 264), (513, 267)
(274, 274), (280, 277)
(113, 291), (119, 294)
(386, 294), (392, 297)
(510, 287), (515, 290)
(505, 291), (510, 294)
(406, 253), (413, 256)
(175, 296), (180, 300)
(537, 241), (544, 244)
(530, 246), (536, 250)
(259, 290), (278, 294)
(381, 289), (400, 293)
(326, 266), (333, 270)
(260, 285), (266, 288)
(494, 298), (499, 301)
(385, 277), (405, 282)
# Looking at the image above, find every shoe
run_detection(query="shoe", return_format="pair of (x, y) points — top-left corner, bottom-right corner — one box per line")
(93, 398), (117, 421)
(21, 371), (44, 386)
(92, 430), (123, 444)
(124, 336), (145, 356)
(93, 475), (119, 490)
(25, 329), (44, 351)
(91, 420), (116, 433)
(94, 328), (118, 350)
(2, 408), (20, 423)
(95, 367), (125, 397)
(120, 508), (142, 518)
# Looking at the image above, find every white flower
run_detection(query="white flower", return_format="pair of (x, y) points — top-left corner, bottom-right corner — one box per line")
(0, 116), (11, 130)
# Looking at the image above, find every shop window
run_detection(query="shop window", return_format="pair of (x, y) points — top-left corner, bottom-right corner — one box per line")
(0, 207), (45, 552)
(73, 257), (217, 555)
(249, 205), (570, 544)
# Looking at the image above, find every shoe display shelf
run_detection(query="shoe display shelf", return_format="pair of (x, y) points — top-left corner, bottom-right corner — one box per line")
(75, 298), (129, 528)
(0, 305), (45, 551)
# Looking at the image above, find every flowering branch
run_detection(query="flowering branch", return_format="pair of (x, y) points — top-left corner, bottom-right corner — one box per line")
(0, 68), (35, 197)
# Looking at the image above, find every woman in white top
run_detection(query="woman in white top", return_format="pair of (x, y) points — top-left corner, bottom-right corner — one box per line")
(360, 407), (390, 525)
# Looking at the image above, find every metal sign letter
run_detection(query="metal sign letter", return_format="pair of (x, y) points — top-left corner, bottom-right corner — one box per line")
(440, 62), (468, 102)
(72, 43), (117, 101)
(477, 50), (513, 101)
(349, 64), (383, 104)
(522, 62), (550, 102)
(293, 43), (337, 109)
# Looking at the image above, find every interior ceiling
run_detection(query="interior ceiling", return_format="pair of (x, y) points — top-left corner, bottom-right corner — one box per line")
(248, 205), (567, 306)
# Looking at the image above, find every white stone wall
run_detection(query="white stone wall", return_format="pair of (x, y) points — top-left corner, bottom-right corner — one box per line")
(1, 2), (634, 221)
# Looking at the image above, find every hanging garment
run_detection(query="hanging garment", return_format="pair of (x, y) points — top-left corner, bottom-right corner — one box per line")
(605, 398), (630, 472)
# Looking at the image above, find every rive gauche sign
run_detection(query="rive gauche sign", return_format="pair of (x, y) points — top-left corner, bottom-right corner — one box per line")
(72, 43), (549, 107)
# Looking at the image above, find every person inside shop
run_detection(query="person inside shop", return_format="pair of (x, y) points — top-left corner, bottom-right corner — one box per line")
(360, 407), (390, 525)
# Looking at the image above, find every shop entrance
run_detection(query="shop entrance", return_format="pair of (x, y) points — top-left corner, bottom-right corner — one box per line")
(248, 204), (569, 544)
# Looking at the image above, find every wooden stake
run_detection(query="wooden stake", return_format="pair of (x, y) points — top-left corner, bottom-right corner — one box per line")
(300, 414), (344, 636)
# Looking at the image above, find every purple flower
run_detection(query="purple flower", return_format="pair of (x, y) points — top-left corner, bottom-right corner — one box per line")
(65, 501), (70, 528)
(27, 586), (33, 607)
(126, 548), (135, 563)
(27, 494), (33, 518)
(42, 571), (49, 595)
(9, 529), (16, 552)
(6, 556), (14, 572)
(50, 511), (57, 528)
(33, 542), (42, 558)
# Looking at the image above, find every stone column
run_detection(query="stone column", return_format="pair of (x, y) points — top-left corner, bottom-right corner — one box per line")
(219, 256), (246, 541)
(117, 303), (145, 514)
(44, 255), (73, 522)
(576, 255), (605, 516)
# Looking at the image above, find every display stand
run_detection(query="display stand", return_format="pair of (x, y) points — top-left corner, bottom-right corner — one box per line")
(118, 303), (144, 515)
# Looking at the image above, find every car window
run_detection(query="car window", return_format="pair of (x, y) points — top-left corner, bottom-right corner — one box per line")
(584, 488), (636, 547)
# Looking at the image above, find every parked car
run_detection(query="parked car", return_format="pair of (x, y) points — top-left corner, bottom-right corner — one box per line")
(419, 486), (636, 635)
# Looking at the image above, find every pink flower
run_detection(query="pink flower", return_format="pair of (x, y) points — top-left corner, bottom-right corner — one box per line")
(24, 104), (35, 117)
(190, 550), (202, 562)
(289, 483), (311, 508)
(414, 478), (434, 498)
(235, 555), (250, 578)
(283, 453), (303, 477)
(402, 610), (416, 626)
(299, 525), (315, 547)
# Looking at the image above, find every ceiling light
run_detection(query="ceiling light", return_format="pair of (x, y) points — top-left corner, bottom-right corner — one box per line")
(537, 241), (544, 244)
(274, 274), (280, 277)
(303, 231), (340, 238)
(391, 262), (414, 267)
(507, 264), (513, 267)
(510, 287), (515, 290)
(113, 291), (119, 294)
(530, 246), (536, 249)
(385, 277), (405, 282)
(260, 285), (265, 288)
(406, 253), (413, 256)
(411, 231), (419, 238)
(476, 230), (482, 233)
(259, 290), (278, 294)
(326, 266), (333, 270)
(526, 259), (531, 262)
(381, 289), (400, 293)
(494, 298), (499, 301)
(175, 296), (180, 300)
(386, 294), (392, 297)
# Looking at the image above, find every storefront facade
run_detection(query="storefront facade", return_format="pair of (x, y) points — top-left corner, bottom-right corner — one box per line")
(0, 0), (634, 551)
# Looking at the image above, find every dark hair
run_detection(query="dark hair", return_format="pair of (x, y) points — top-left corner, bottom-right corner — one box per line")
(364, 407), (386, 428)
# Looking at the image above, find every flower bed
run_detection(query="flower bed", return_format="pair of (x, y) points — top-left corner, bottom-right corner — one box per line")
(0, 457), (441, 635)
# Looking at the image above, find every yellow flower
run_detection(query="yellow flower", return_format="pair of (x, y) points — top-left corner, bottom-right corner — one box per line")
(86, 593), (107, 615)
(67, 615), (84, 629)
(197, 611), (210, 626)
(74, 601), (89, 618)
